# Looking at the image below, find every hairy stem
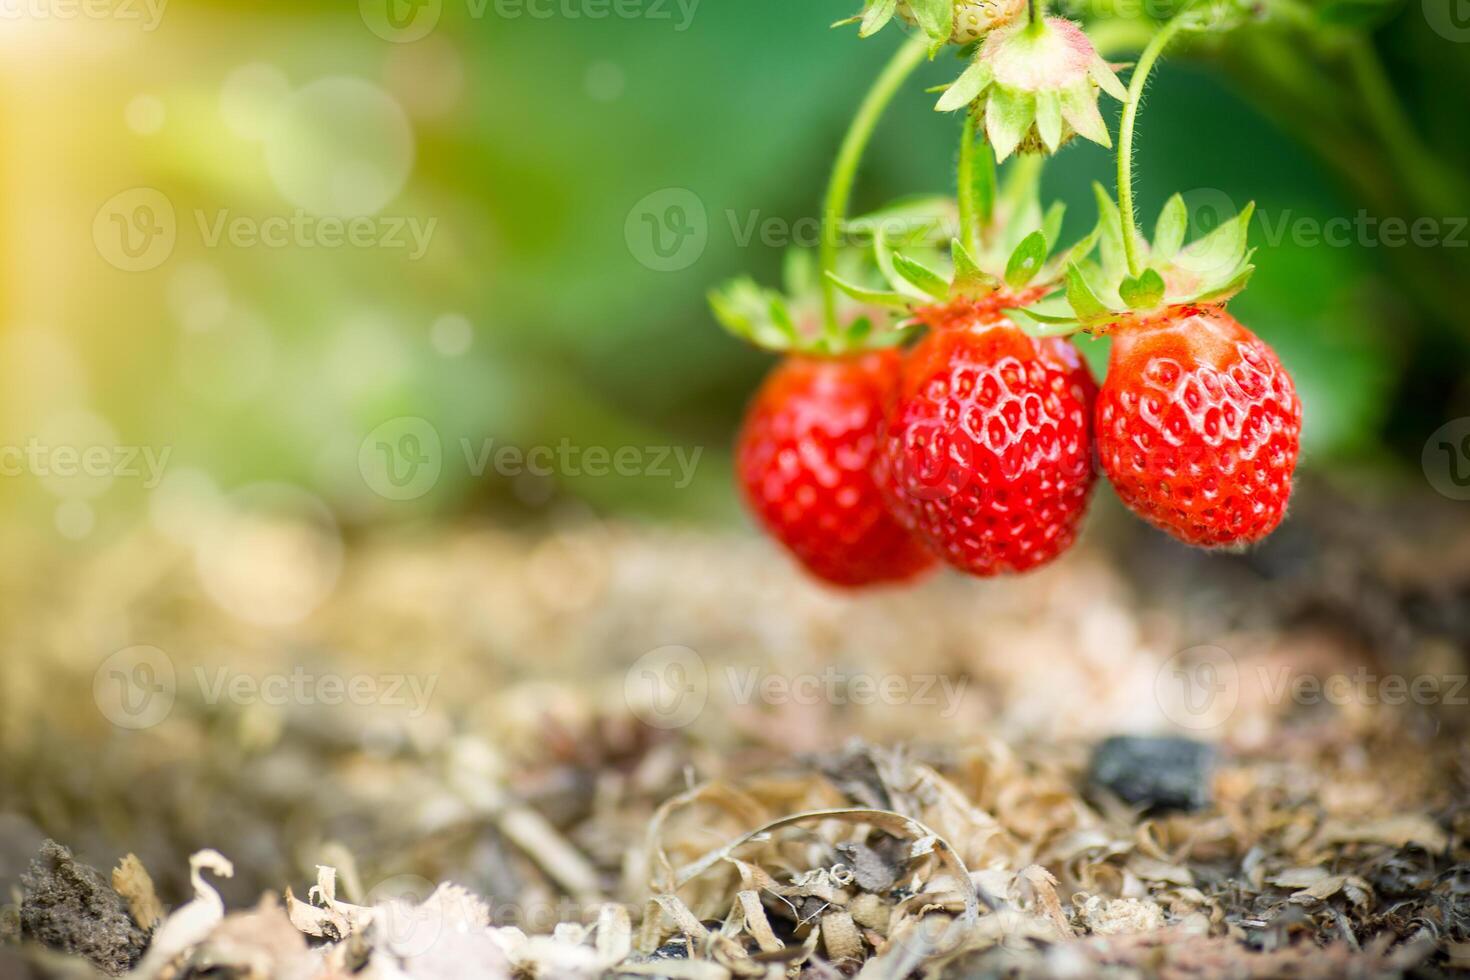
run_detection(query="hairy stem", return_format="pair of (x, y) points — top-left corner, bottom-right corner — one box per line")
(1116, 15), (1187, 279)
(957, 113), (979, 254)
(821, 35), (930, 334)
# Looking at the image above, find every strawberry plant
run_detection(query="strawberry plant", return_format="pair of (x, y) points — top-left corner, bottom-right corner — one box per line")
(712, 0), (1303, 584)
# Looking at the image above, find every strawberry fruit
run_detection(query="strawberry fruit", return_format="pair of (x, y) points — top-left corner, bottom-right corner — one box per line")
(881, 307), (1098, 576)
(737, 351), (937, 587)
(1096, 305), (1301, 548)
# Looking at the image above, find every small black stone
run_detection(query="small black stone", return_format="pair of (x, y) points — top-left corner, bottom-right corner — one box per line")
(1088, 735), (1217, 812)
(19, 840), (148, 977)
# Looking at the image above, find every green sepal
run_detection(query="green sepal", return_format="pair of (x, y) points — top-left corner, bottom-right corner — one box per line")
(859, 0), (898, 37)
(1152, 194), (1188, 260)
(950, 238), (1001, 297)
(985, 86), (1035, 163)
(874, 226), (933, 301)
(892, 252), (951, 300)
(709, 278), (798, 350)
(937, 59), (994, 112)
(824, 271), (914, 309)
(1005, 231), (1048, 290)
(906, 0), (954, 51)
(1065, 262), (1114, 324)
(1119, 268), (1166, 310)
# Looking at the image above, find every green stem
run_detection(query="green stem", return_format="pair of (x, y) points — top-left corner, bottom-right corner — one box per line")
(820, 35), (929, 335)
(1116, 15), (1187, 279)
(956, 114), (979, 255)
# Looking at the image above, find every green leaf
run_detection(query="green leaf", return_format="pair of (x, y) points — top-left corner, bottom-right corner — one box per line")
(1065, 262), (1113, 323)
(1005, 231), (1048, 289)
(859, 0), (898, 36)
(1119, 268), (1166, 310)
(892, 252), (951, 300)
(1153, 194), (1188, 260)
(823, 271), (914, 309)
(936, 59), (993, 112)
(846, 316), (874, 344)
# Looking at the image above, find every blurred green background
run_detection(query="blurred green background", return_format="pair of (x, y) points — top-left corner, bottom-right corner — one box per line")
(1, 0), (1467, 541)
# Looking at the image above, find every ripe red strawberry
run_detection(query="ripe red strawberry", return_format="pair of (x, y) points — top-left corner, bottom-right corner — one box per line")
(1096, 305), (1302, 548)
(737, 351), (937, 587)
(881, 304), (1098, 576)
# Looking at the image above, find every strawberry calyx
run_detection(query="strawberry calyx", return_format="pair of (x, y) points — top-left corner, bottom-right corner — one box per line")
(824, 158), (1089, 329)
(709, 248), (915, 356)
(934, 16), (1126, 161)
(1012, 184), (1256, 335)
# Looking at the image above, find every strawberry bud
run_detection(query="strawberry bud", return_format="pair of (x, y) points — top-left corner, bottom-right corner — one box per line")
(936, 16), (1127, 162)
(896, 0), (1027, 45)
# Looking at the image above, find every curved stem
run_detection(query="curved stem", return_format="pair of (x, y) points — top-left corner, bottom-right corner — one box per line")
(956, 113), (979, 254)
(821, 35), (929, 334)
(1116, 15), (1187, 279)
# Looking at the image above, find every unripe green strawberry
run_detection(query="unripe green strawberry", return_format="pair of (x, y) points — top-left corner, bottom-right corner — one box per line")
(897, 0), (1027, 43)
(936, 17), (1127, 161)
